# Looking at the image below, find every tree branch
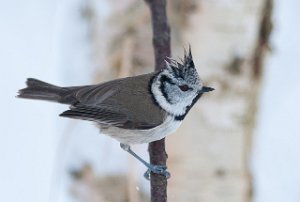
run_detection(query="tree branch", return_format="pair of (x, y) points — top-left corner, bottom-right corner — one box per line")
(145, 0), (171, 201)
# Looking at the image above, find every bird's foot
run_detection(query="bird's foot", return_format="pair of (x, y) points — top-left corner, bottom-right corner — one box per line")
(143, 165), (171, 180)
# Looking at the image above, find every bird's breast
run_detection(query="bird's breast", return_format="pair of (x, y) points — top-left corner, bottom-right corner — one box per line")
(99, 116), (182, 145)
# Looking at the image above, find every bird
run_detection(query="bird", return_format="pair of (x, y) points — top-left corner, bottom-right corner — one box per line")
(17, 47), (214, 179)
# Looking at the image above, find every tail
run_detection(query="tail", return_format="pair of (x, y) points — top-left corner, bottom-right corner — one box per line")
(17, 78), (73, 104)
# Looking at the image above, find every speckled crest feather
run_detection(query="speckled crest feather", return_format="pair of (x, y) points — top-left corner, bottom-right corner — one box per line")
(164, 46), (200, 86)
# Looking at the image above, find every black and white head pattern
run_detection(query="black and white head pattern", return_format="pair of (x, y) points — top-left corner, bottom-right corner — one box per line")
(151, 47), (208, 120)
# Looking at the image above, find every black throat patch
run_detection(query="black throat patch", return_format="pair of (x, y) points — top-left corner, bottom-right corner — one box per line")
(174, 92), (203, 121)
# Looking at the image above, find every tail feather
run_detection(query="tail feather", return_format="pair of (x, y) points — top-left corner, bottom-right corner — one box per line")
(17, 78), (71, 103)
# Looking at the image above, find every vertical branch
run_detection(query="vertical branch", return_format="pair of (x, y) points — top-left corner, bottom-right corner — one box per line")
(146, 0), (171, 71)
(253, 0), (273, 78)
(145, 0), (171, 201)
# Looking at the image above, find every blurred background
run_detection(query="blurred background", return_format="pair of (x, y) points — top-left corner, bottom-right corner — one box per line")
(1, 0), (300, 201)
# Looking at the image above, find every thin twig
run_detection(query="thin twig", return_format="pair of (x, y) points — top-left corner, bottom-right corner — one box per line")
(144, 0), (171, 201)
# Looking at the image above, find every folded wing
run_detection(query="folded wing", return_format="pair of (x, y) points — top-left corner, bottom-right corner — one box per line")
(60, 73), (167, 130)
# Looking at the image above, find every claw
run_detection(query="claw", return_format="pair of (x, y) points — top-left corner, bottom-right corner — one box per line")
(163, 171), (171, 179)
(144, 169), (151, 180)
(152, 165), (167, 174)
(143, 165), (171, 180)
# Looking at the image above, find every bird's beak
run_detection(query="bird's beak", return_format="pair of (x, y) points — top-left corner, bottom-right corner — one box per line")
(199, 86), (214, 93)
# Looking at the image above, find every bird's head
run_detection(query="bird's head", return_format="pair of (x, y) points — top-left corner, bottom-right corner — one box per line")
(151, 46), (214, 118)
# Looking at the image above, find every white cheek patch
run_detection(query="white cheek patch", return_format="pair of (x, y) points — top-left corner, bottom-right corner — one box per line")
(151, 74), (193, 116)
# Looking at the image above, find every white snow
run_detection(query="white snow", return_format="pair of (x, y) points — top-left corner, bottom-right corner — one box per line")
(0, 1), (61, 202)
(252, 1), (300, 202)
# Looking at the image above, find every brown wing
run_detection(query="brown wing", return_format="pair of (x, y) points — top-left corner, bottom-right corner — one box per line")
(60, 73), (167, 130)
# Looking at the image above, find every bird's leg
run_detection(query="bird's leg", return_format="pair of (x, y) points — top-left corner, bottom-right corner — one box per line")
(120, 143), (170, 180)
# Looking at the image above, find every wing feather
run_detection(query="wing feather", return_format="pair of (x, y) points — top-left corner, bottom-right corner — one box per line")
(60, 73), (167, 130)
(60, 103), (161, 130)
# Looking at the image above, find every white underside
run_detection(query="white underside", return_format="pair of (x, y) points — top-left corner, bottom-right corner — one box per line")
(98, 116), (181, 145)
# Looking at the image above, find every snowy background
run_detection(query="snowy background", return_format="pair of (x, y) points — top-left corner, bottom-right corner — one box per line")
(1, 0), (299, 202)
(251, 1), (300, 202)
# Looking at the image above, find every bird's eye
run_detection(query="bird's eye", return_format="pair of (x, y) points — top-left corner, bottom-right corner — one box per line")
(179, 85), (189, 92)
